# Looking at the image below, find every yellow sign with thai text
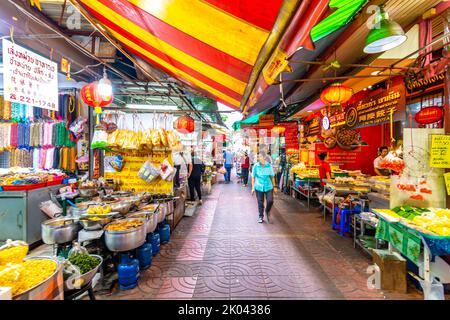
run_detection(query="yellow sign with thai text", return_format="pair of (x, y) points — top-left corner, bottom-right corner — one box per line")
(104, 151), (173, 194)
(430, 135), (450, 168)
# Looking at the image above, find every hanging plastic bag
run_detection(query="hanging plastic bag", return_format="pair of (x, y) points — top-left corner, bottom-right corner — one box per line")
(69, 117), (87, 139)
(160, 158), (175, 181)
(167, 130), (181, 149)
(39, 200), (63, 218)
(137, 160), (160, 183)
(91, 126), (108, 150)
(379, 152), (405, 174)
(109, 154), (125, 172)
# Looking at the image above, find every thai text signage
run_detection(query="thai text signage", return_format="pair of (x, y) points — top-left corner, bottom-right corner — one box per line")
(2, 39), (58, 111)
(405, 72), (445, 94)
(415, 106), (443, 125)
(430, 134), (450, 168)
(259, 114), (275, 127)
(345, 85), (405, 128)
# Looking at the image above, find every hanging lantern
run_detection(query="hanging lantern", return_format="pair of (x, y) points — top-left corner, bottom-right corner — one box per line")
(271, 125), (286, 135)
(174, 115), (195, 134)
(320, 83), (353, 112)
(80, 81), (113, 115)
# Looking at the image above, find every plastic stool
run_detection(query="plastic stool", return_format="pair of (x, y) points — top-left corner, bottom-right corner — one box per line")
(333, 207), (359, 236)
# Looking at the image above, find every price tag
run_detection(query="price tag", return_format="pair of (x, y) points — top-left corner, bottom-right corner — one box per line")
(430, 135), (450, 168)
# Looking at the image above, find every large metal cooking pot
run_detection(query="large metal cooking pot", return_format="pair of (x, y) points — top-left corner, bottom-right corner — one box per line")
(156, 202), (167, 223)
(79, 216), (112, 231)
(128, 211), (158, 234)
(104, 219), (146, 252)
(42, 217), (80, 245)
(14, 257), (63, 300)
(110, 202), (131, 215)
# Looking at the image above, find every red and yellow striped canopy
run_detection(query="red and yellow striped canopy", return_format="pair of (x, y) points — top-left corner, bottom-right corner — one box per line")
(76, 0), (287, 110)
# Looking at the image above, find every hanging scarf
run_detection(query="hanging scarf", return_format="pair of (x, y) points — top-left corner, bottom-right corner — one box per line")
(10, 123), (18, 148)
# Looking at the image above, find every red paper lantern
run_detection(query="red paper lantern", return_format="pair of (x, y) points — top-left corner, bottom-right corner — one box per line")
(320, 83), (353, 106)
(80, 81), (113, 113)
(174, 115), (195, 134)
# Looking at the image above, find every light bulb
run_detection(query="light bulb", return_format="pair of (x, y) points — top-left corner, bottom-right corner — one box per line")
(98, 77), (112, 99)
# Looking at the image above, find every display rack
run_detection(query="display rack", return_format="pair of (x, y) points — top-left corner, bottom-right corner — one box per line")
(290, 177), (321, 209)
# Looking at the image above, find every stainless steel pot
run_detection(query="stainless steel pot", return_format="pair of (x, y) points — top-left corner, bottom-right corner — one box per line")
(110, 202), (131, 215)
(41, 218), (80, 245)
(79, 217), (112, 231)
(64, 255), (103, 291)
(156, 202), (167, 223)
(14, 257), (63, 300)
(128, 211), (158, 234)
(104, 220), (146, 252)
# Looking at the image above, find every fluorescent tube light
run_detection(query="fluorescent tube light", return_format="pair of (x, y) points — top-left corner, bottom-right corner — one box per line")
(125, 104), (179, 111)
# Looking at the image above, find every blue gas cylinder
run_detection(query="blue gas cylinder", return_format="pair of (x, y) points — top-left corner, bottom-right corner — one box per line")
(118, 253), (139, 290)
(150, 232), (160, 256)
(159, 222), (170, 244)
(137, 242), (152, 269)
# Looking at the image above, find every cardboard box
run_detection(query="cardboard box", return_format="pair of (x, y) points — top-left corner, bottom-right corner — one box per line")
(372, 249), (407, 293)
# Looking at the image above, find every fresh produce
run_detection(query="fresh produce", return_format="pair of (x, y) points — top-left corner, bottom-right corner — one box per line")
(410, 209), (450, 236)
(67, 253), (100, 275)
(391, 206), (429, 220)
(106, 219), (144, 231)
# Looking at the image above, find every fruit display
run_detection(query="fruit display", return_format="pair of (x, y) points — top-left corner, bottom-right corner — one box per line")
(86, 205), (112, 215)
(290, 164), (319, 179)
(391, 206), (429, 221)
(409, 209), (450, 236)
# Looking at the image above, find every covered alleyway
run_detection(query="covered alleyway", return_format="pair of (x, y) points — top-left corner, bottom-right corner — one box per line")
(98, 177), (422, 300)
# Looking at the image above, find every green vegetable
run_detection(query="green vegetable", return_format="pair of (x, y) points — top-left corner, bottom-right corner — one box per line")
(68, 253), (100, 275)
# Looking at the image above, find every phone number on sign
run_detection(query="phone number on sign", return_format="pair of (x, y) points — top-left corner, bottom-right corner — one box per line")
(9, 93), (55, 109)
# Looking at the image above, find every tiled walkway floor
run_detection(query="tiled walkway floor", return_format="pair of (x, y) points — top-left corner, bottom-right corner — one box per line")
(98, 179), (425, 300)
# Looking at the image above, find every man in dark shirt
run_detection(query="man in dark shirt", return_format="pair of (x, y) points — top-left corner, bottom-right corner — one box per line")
(188, 152), (205, 204)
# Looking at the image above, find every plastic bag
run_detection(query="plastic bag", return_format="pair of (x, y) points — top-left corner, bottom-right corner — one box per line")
(109, 154), (125, 172)
(91, 127), (108, 150)
(379, 152), (405, 173)
(67, 242), (88, 259)
(158, 128), (169, 147)
(167, 130), (181, 148)
(151, 130), (162, 147)
(69, 117), (87, 139)
(218, 166), (226, 174)
(137, 160), (160, 183)
(160, 158), (175, 181)
(39, 200), (63, 218)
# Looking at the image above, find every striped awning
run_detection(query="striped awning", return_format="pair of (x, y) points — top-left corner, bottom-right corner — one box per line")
(75, 0), (292, 110)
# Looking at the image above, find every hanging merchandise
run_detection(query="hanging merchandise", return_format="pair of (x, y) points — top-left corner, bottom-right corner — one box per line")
(138, 160), (160, 183)
(174, 115), (195, 134)
(159, 158), (175, 181)
(91, 125), (108, 150)
(379, 152), (406, 174)
(109, 154), (125, 172)
(69, 117), (88, 140)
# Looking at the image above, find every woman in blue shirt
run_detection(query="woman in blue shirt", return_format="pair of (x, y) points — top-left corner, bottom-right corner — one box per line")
(251, 151), (277, 223)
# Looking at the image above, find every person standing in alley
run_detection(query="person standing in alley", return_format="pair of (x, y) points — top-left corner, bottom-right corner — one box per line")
(223, 147), (234, 183)
(188, 150), (205, 205)
(241, 152), (250, 187)
(252, 151), (277, 223)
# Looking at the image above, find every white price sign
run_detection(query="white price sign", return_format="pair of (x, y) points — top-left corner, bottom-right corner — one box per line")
(2, 39), (58, 111)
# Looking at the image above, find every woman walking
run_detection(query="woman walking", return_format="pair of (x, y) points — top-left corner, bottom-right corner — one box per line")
(251, 151), (277, 223)
(241, 152), (250, 186)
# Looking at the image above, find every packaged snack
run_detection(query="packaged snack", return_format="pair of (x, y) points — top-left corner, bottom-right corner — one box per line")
(137, 160), (160, 183)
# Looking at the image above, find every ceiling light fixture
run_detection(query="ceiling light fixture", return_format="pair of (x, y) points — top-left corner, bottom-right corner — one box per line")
(364, 6), (407, 54)
(125, 104), (179, 111)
